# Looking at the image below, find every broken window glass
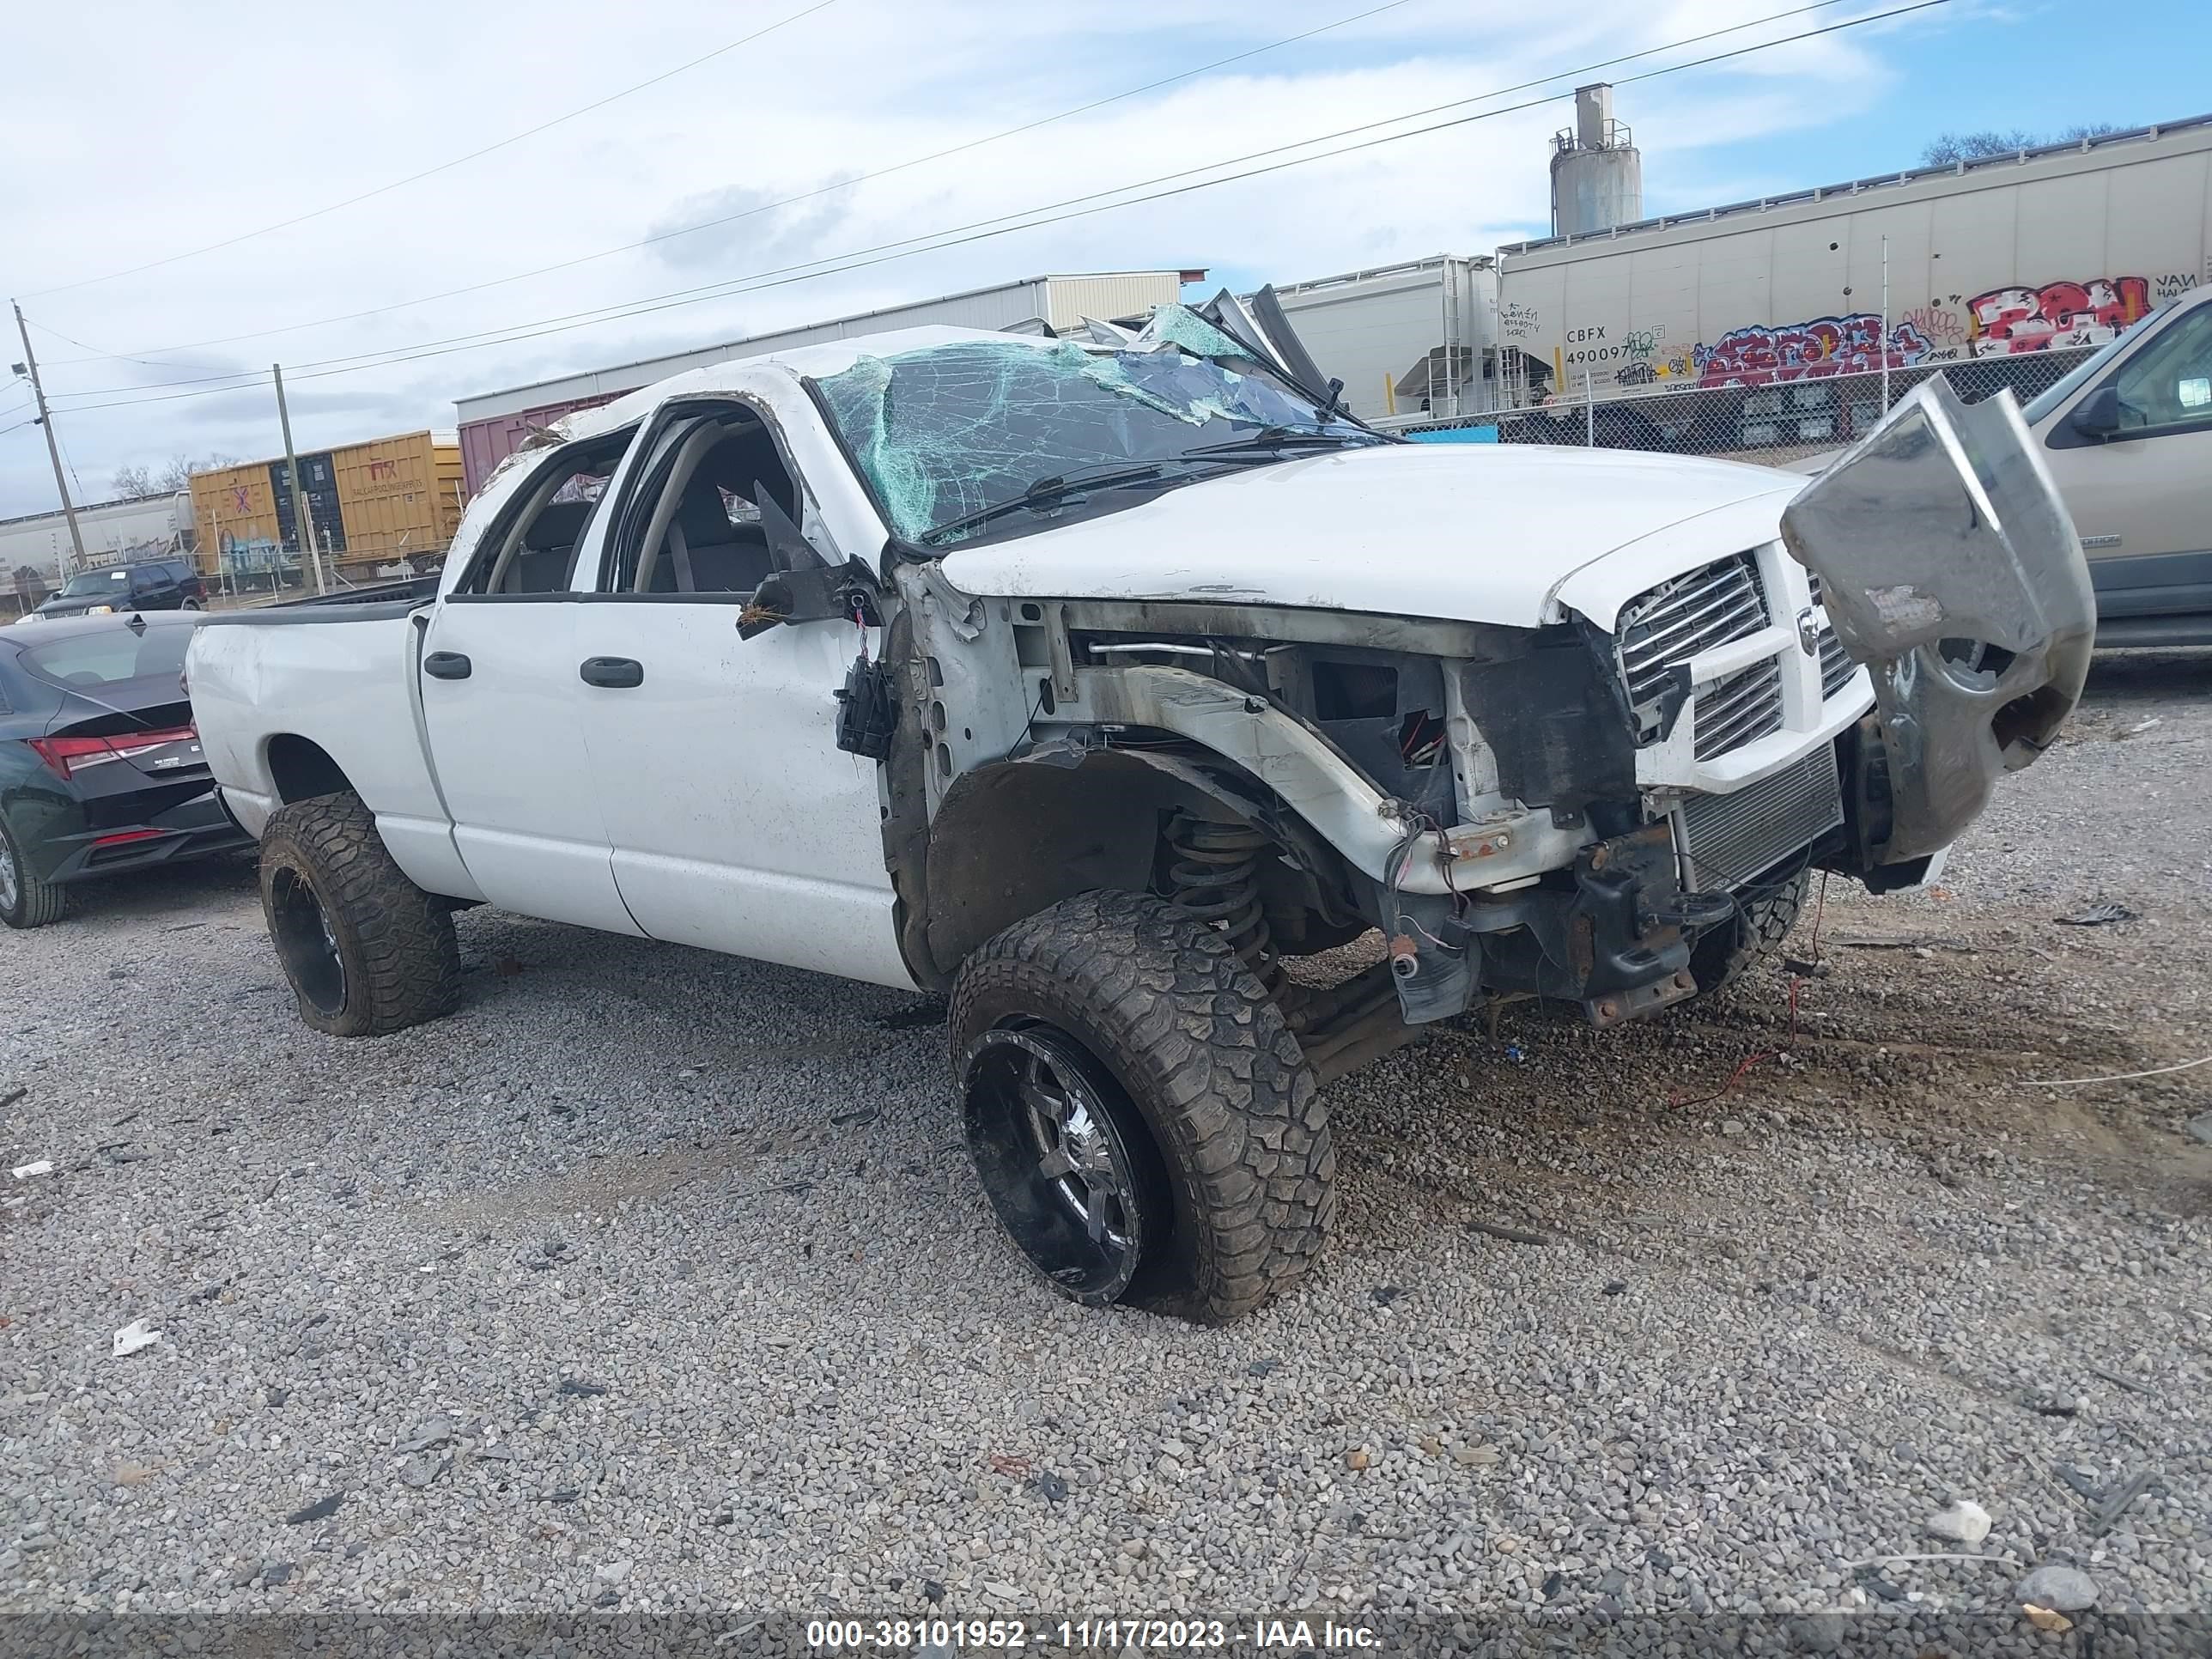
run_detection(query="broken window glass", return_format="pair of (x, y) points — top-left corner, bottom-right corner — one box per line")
(814, 338), (1373, 547)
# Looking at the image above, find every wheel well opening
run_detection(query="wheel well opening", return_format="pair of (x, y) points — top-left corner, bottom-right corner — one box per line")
(265, 734), (354, 805)
(920, 750), (1365, 982)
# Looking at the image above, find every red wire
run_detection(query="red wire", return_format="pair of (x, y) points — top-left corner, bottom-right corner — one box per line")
(1668, 870), (1828, 1109)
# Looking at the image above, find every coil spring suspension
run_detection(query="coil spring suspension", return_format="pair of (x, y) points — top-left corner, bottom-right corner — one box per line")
(1167, 815), (1284, 993)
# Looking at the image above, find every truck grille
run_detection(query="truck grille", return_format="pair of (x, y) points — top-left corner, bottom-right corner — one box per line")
(1804, 572), (1858, 701)
(1692, 658), (1785, 760)
(1680, 744), (1844, 889)
(1618, 552), (1780, 756)
(1617, 553), (1770, 740)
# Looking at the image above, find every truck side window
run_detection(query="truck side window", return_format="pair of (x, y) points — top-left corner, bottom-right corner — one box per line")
(608, 410), (797, 596)
(2109, 305), (2212, 436)
(458, 426), (638, 595)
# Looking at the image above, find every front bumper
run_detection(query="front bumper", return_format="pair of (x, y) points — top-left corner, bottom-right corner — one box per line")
(41, 788), (252, 884)
(1780, 379), (2094, 861)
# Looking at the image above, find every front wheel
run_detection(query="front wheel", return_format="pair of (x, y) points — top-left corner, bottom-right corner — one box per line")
(258, 792), (459, 1036)
(1689, 868), (1809, 997)
(951, 890), (1334, 1323)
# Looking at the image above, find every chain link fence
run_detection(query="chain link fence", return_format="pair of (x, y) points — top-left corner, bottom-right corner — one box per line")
(1417, 346), (2097, 466)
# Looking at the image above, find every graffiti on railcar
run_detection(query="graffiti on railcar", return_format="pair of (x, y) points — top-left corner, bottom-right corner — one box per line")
(1966, 275), (2154, 355)
(1692, 313), (1932, 388)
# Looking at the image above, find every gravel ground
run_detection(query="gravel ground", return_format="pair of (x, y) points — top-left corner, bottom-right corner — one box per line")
(2, 652), (2207, 1647)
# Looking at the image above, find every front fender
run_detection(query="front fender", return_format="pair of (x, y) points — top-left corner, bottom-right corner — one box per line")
(1779, 378), (2094, 864)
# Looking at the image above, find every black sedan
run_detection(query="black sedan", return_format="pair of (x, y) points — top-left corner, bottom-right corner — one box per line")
(0, 611), (251, 927)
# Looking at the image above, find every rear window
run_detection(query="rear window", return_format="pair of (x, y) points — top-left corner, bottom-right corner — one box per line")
(18, 623), (195, 690)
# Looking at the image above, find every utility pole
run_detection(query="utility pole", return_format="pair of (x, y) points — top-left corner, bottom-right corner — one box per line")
(271, 363), (326, 594)
(11, 301), (88, 581)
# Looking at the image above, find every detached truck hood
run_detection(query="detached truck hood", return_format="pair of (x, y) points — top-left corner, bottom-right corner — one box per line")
(935, 441), (1801, 629)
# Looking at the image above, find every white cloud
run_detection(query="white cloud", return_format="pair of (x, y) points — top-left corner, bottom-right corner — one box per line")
(1, 0), (1938, 514)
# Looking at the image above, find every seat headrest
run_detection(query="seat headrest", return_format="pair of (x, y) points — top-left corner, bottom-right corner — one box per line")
(523, 498), (594, 551)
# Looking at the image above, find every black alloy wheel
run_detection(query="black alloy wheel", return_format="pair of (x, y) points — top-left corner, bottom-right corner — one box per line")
(266, 863), (347, 1017)
(963, 1024), (1163, 1305)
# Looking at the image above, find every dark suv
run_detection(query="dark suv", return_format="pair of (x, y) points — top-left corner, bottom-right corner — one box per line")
(33, 557), (207, 619)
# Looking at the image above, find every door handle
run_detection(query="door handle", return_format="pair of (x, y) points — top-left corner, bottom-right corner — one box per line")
(579, 656), (644, 689)
(423, 651), (472, 680)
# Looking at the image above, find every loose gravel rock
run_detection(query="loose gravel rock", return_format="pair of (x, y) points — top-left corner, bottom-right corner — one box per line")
(1925, 1500), (1992, 1546)
(0, 652), (2207, 1636)
(2016, 1564), (2102, 1612)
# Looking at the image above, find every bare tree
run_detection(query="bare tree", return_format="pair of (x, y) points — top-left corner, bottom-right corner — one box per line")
(1923, 123), (2119, 167)
(154, 453), (237, 492)
(112, 463), (155, 498)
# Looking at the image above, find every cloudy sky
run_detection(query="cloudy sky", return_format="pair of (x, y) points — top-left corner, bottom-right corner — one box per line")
(2, 0), (2202, 516)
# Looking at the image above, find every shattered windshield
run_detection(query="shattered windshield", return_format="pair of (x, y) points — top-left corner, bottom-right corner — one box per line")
(813, 337), (1374, 546)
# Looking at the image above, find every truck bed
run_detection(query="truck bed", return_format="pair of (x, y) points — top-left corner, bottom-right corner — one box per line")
(186, 590), (479, 902)
(214, 574), (441, 623)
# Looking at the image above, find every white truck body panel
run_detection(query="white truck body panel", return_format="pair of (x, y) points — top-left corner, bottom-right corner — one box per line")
(939, 441), (1801, 631)
(187, 614), (485, 902)
(561, 604), (912, 987)
(417, 602), (642, 935)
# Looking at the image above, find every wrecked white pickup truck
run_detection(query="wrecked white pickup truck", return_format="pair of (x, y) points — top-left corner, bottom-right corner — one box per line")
(187, 293), (2094, 1322)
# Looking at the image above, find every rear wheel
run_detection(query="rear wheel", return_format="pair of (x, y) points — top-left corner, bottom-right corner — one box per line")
(951, 890), (1334, 1323)
(258, 792), (459, 1036)
(0, 817), (69, 930)
(1689, 869), (1809, 997)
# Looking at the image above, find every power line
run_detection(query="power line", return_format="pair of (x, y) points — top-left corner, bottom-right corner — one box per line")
(21, 0), (838, 299)
(46, 1), (1948, 416)
(27, 317), (233, 374)
(47, 0), (1849, 375)
(48, 0), (1941, 412)
(40, 0), (1428, 373)
(52, 426), (88, 498)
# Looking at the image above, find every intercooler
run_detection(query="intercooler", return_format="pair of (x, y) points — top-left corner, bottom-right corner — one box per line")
(1678, 744), (1845, 890)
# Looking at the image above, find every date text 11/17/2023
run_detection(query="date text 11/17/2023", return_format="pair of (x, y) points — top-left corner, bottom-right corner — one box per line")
(804, 1619), (1382, 1650)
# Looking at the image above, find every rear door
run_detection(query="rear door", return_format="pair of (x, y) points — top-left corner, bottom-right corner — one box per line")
(129, 565), (180, 610)
(568, 397), (914, 988)
(416, 426), (642, 934)
(2038, 293), (2212, 621)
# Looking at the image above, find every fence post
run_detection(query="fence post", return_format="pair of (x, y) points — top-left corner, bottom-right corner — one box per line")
(1583, 370), (1595, 447)
(1881, 234), (1893, 415)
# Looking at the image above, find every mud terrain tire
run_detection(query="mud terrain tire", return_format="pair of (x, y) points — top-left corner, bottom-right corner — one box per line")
(951, 890), (1334, 1322)
(259, 792), (460, 1037)
(1690, 869), (1809, 997)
